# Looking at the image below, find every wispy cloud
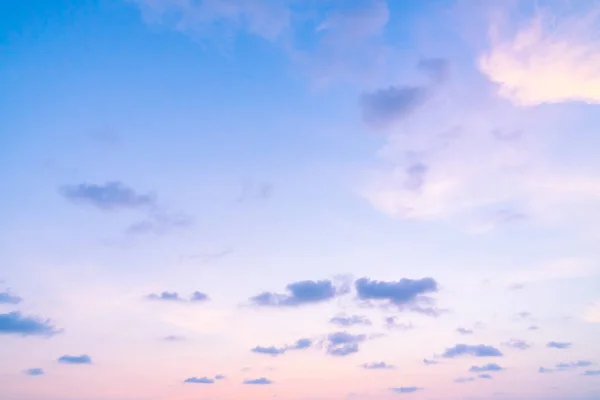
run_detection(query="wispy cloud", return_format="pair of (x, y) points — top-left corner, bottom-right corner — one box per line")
(583, 370), (600, 376)
(502, 338), (532, 350)
(24, 368), (44, 376)
(423, 359), (438, 366)
(184, 377), (214, 384)
(469, 363), (504, 373)
(455, 377), (475, 383)
(547, 341), (572, 349)
(60, 182), (155, 210)
(456, 327), (474, 335)
(243, 377), (273, 385)
(390, 386), (422, 394)
(58, 355), (92, 365)
(384, 316), (413, 331)
(146, 291), (209, 303)
(0, 312), (61, 337)
(362, 361), (395, 370)
(441, 344), (503, 358)
(330, 314), (372, 327)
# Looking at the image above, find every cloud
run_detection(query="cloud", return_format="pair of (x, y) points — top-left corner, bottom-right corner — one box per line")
(583, 370), (600, 376)
(384, 316), (413, 331)
(184, 377), (215, 384)
(417, 58), (451, 84)
(243, 377), (273, 385)
(60, 182), (154, 210)
(190, 291), (209, 302)
(547, 341), (572, 349)
(478, 374), (493, 379)
(146, 291), (184, 302)
(325, 332), (367, 357)
(539, 367), (553, 373)
(251, 346), (286, 356)
(362, 362), (395, 370)
(528, 325), (540, 331)
(58, 355), (92, 365)
(556, 361), (594, 370)
(390, 387), (422, 394)
(502, 338), (532, 350)
(354, 277), (438, 313)
(360, 85), (431, 130)
(469, 363), (504, 373)
(215, 374), (226, 380)
(441, 344), (503, 358)
(162, 335), (186, 342)
(455, 377), (476, 383)
(479, 3), (600, 106)
(249, 279), (342, 307)
(289, 338), (312, 350)
(457, 327), (474, 335)
(237, 181), (274, 202)
(423, 359), (438, 365)
(584, 301), (600, 323)
(126, 209), (194, 235)
(0, 291), (22, 304)
(330, 314), (372, 327)
(24, 368), (44, 376)
(0, 312), (60, 337)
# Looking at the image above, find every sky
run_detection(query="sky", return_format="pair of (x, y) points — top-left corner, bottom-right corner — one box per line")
(1, 0), (600, 399)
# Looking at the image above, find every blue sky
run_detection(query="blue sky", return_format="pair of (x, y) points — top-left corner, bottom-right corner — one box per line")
(1, 1), (600, 399)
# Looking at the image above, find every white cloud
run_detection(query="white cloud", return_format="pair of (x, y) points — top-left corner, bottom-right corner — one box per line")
(479, 4), (600, 106)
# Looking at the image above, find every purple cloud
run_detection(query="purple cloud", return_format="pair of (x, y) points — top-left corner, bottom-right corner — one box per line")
(250, 280), (342, 307)
(547, 341), (572, 349)
(441, 344), (503, 358)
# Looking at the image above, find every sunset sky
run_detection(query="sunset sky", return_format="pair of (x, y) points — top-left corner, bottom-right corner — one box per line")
(2, 1), (600, 400)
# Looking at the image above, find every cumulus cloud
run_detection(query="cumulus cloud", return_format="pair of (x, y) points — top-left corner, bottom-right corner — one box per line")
(250, 279), (342, 307)
(24, 368), (44, 376)
(479, 4), (600, 106)
(502, 338), (532, 350)
(60, 181), (155, 210)
(0, 291), (22, 304)
(330, 314), (372, 327)
(469, 363), (504, 373)
(0, 312), (61, 337)
(547, 341), (572, 349)
(390, 387), (422, 394)
(441, 344), (503, 358)
(190, 291), (209, 302)
(355, 277), (439, 314)
(325, 332), (367, 357)
(58, 355), (92, 365)
(243, 377), (273, 385)
(184, 377), (214, 384)
(363, 361), (395, 370)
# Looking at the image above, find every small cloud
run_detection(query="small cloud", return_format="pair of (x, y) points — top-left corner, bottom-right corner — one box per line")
(146, 291), (184, 302)
(455, 377), (476, 383)
(384, 316), (414, 331)
(528, 325), (540, 331)
(417, 57), (450, 83)
(469, 363), (504, 373)
(58, 354), (92, 365)
(583, 370), (600, 376)
(0, 312), (61, 337)
(547, 341), (572, 349)
(513, 312), (534, 321)
(479, 374), (493, 379)
(288, 338), (312, 350)
(539, 367), (554, 373)
(190, 291), (209, 302)
(390, 387), (422, 394)
(60, 182), (154, 210)
(250, 279), (342, 307)
(502, 339), (532, 350)
(441, 344), (503, 358)
(330, 314), (372, 327)
(126, 209), (194, 236)
(243, 377), (273, 385)
(184, 377), (214, 384)
(423, 359), (438, 366)
(326, 332), (367, 357)
(24, 368), (44, 376)
(456, 327), (474, 335)
(360, 85), (430, 130)
(215, 374), (226, 380)
(354, 277), (439, 314)
(0, 291), (22, 304)
(362, 362), (395, 370)
(162, 335), (186, 342)
(251, 346), (286, 356)
(556, 361), (594, 370)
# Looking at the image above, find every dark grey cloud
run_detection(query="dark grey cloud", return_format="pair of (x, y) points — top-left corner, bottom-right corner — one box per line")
(469, 363), (504, 373)
(362, 362), (395, 370)
(502, 339), (532, 350)
(547, 341), (572, 349)
(456, 327), (474, 335)
(583, 370), (600, 376)
(326, 332), (367, 357)
(360, 85), (430, 130)
(190, 291), (209, 302)
(423, 359), (438, 365)
(243, 377), (273, 385)
(250, 279), (342, 307)
(0, 291), (22, 304)
(478, 374), (493, 379)
(455, 377), (475, 383)
(58, 354), (92, 365)
(417, 57), (450, 83)
(441, 344), (503, 358)
(355, 277), (439, 314)
(60, 182), (155, 211)
(384, 316), (413, 331)
(330, 314), (372, 327)
(390, 387), (422, 394)
(251, 346), (286, 356)
(24, 368), (44, 376)
(0, 312), (60, 337)
(184, 377), (215, 384)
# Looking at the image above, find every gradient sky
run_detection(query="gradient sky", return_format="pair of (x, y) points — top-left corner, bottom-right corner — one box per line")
(2, 1), (600, 400)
